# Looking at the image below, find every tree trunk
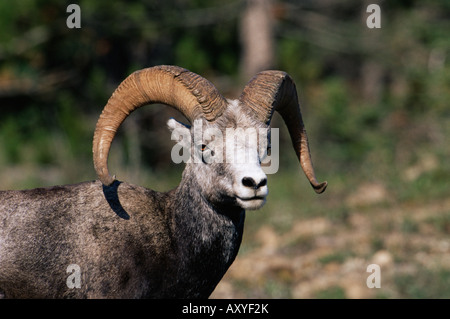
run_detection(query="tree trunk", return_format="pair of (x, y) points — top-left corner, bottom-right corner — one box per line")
(239, 0), (275, 82)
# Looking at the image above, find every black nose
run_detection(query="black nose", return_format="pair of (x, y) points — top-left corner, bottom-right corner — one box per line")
(242, 177), (267, 189)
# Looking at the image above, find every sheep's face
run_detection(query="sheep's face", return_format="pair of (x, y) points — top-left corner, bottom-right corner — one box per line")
(168, 100), (271, 210)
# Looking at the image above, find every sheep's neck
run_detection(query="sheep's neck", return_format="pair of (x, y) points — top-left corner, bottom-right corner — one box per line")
(169, 175), (245, 297)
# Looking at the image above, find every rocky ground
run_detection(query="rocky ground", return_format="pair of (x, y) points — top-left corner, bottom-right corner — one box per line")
(211, 187), (450, 299)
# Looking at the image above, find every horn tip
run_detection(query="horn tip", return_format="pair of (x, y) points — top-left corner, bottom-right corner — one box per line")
(312, 181), (328, 194)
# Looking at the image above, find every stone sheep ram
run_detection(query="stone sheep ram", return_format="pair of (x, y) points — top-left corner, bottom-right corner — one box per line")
(0, 65), (326, 298)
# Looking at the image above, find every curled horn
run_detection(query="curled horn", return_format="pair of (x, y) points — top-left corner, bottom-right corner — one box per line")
(93, 65), (228, 186)
(239, 70), (327, 194)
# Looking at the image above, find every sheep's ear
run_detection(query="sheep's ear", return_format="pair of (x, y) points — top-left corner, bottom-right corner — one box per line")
(167, 118), (191, 132)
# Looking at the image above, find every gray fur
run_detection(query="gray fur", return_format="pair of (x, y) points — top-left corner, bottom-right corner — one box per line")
(0, 101), (269, 298)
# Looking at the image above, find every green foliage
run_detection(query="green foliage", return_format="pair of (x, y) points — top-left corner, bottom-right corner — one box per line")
(314, 286), (347, 299)
(425, 212), (450, 234)
(395, 268), (450, 298)
(1, 0), (448, 189)
(1, 0), (449, 299)
(318, 251), (354, 265)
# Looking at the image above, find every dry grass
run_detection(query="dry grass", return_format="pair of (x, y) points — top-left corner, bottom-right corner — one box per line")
(211, 178), (450, 299)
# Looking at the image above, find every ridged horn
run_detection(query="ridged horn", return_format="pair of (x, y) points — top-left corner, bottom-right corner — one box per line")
(239, 70), (327, 194)
(93, 65), (228, 186)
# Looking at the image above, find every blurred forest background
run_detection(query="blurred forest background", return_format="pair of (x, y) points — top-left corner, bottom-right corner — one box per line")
(1, 0), (449, 298)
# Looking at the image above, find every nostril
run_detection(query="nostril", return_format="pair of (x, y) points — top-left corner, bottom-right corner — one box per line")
(242, 177), (256, 188)
(242, 177), (267, 189)
(257, 178), (267, 188)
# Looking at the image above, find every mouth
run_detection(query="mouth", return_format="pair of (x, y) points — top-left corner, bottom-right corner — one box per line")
(235, 195), (267, 210)
(236, 196), (266, 201)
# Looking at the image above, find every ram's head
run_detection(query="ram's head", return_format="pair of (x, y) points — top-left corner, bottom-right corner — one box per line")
(93, 65), (327, 210)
